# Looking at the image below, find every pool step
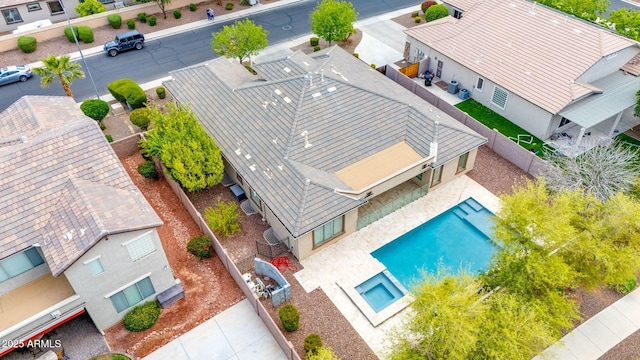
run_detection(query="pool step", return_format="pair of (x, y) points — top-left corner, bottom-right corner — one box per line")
(466, 198), (484, 212)
(465, 212), (493, 238)
(453, 208), (468, 219)
(458, 202), (475, 214)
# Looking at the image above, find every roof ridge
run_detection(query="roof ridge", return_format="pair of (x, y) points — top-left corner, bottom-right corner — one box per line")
(293, 179), (311, 234)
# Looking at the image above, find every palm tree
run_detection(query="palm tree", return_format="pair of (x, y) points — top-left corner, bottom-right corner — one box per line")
(32, 55), (85, 97)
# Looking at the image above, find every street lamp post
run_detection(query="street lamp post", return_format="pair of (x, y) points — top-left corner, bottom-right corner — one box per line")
(59, 0), (101, 99)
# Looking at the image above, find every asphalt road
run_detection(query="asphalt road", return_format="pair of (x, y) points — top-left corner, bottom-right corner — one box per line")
(0, 0), (421, 111)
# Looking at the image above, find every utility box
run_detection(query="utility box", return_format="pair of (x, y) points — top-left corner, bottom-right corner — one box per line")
(458, 88), (470, 100)
(448, 80), (459, 94)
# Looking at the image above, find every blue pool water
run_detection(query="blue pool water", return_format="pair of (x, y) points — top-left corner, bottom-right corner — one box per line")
(371, 197), (497, 289)
(355, 271), (406, 313)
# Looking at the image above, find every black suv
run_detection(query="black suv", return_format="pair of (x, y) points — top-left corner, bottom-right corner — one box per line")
(104, 30), (145, 57)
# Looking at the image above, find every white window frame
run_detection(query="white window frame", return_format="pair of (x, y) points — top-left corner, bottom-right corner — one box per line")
(122, 230), (156, 262)
(475, 77), (484, 92)
(83, 256), (104, 276)
(312, 216), (344, 248)
(491, 86), (509, 110)
(431, 165), (443, 187)
(104, 274), (155, 313)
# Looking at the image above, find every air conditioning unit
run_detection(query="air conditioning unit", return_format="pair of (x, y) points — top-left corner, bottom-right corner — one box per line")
(50, 310), (61, 319)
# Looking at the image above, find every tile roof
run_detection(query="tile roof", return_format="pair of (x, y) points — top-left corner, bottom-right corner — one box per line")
(443, 0), (483, 11)
(164, 46), (485, 238)
(405, 0), (640, 114)
(0, 96), (162, 275)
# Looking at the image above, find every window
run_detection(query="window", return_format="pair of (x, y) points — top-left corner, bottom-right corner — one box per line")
(122, 231), (156, 261)
(313, 216), (344, 247)
(26, 3), (41, 11)
(109, 277), (155, 313)
(250, 188), (262, 209)
(2, 8), (22, 24)
(431, 165), (443, 187)
(84, 257), (104, 276)
(0, 248), (44, 283)
(453, 9), (462, 19)
(491, 86), (509, 109)
(475, 77), (484, 92)
(47, 1), (63, 15)
(457, 152), (469, 173)
(559, 117), (572, 128)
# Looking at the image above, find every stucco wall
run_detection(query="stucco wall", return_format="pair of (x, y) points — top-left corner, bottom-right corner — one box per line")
(63, 228), (175, 331)
(294, 208), (358, 260)
(579, 47), (640, 83)
(0, 260), (49, 296)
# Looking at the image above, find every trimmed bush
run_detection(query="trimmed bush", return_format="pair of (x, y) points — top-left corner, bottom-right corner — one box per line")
(614, 278), (637, 294)
(240, 0), (250, 6)
(126, 19), (136, 29)
(421, 0), (437, 14)
(78, 26), (94, 43)
(204, 201), (241, 237)
(173, 9), (182, 19)
(414, 16), (421, 23)
(411, 10), (419, 17)
(64, 26), (79, 42)
(17, 36), (37, 53)
(156, 87), (166, 99)
(108, 14), (122, 29)
(425, 4), (449, 22)
(313, 46), (321, 52)
(105, 134), (113, 143)
(137, 12), (147, 23)
(352, 53), (359, 58)
(309, 37), (319, 46)
(225, 2), (234, 10)
(137, 160), (159, 179)
(75, 0), (106, 16)
(189, 3), (197, 11)
(187, 235), (213, 258)
(278, 304), (299, 332)
(80, 99), (110, 121)
(370, 64), (376, 69)
(148, 16), (157, 26)
(130, 107), (153, 130)
(123, 301), (161, 332)
(108, 79), (147, 109)
(304, 334), (323, 355)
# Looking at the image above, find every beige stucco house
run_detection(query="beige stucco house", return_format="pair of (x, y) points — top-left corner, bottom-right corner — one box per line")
(163, 46), (486, 260)
(0, 96), (178, 356)
(405, 0), (640, 150)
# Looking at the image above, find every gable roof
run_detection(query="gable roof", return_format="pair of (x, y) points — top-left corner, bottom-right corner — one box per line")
(405, 0), (640, 114)
(164, 46), (485, 238)
(0, 96), (162, 276)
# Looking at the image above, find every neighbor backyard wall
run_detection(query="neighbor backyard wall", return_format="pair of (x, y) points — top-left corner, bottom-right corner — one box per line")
(386, 66), (546, 177)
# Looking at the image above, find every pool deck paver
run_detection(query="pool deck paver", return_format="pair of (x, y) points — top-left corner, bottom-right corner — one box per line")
(294, 175), (501, 358)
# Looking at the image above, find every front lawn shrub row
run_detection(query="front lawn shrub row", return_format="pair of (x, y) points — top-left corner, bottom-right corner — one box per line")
(64, 26), (79, 42)
(415, 16), (421, 23)
(304, 333), (322, 355)
(137, 12), (147, 23)
(105, 134), (113, 142)
(225, 2), (234, 10)
(411, 10), (419, 17)
(129, 107), (153, 130)
(137, 160), (159, 179)
(204, 201), (241, 237)
(80, 99), (110, 121)
(187, 235), (213, 258)
(107, 78), (146, 109)
(189, 3), (197, 11)
(17, 36), (37, 53)
(78, 26), (94, 43)
(127, 19), (136, 29)
(173, 9), (182, 19)
(278, 304), (299, 332)
(108, 13), (122, 29)
(123, 301), (161, 332)
(148, 16), (157, 26)
(309, 37), (319, 46)
(156, 87), (166, 99)
(421, 0), (437, 13)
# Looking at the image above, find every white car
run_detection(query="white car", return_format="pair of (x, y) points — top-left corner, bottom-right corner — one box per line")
(0, 65), (32, 86)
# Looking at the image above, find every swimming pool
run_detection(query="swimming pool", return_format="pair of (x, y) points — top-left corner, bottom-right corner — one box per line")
(355, 271), (406, 313)
(371, 197), (496, 289)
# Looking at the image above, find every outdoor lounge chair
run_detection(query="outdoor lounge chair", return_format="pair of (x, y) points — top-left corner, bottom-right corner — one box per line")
(240, 200), (258, 215)
(263, 228), (282, 246)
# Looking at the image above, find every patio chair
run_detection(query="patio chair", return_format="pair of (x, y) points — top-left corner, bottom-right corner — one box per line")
(517, 134), (534, 145)
(240, 200), (258, 215)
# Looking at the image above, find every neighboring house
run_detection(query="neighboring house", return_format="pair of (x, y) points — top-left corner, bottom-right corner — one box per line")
(405, 0), (640, 148)
(0, 96), (177, 356)
(163, 46), (486, 260)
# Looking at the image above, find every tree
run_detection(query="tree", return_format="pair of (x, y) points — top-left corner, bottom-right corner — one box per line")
(32, 55), (85, 97)
(609, 8), (640, 41)
(211, 19), (269, 64)
(310, 0), (358, 45)
(140, 103), (224, 191)
(137, 0), (171, 19)
(74, 0), (106, 16)
(540, 139), (640, 202)
(424, 4), (449, 22)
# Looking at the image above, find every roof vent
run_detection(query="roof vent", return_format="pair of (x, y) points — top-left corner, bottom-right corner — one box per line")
(274, 89), (282, 95)
(245, 153), (252, 160)
(263, 168), (273, 179)
(235, 148), (242, 155)
(573, 28), (582, 34)
(20, 135), (27, 143)
(283, 67), (291, 73)
(250, 164), (256, 171)
(283, 97), (292, 103)
(327, 86), (337, 92)
(300, 130), (312, 148)
(312, 92), (322, 98)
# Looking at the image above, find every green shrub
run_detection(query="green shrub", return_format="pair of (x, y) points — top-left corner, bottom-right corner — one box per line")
(173, 9), (182, 19)
(156, 87), (166, 99)
(614, 278), (637, 294)
(414, 16), (421, 23)
(130, 108), (153, 130)
(108, 79), (147, 109)
(126, 19), (136, 29)
(278, 304), (299, 332)
(411, 10), (419, 17)
(108, 14), (122, 29)
(148, 16), (157, 26)
(189, 3), (196, 11)
(123, 301), (161, 332)
(75, 0), (106, 16)
(309, 37), (319, 46)
(240, 0), (250, 6)
(80, 99), (110, 121)
(64, 26), (79, 42)
(137, 12), (147, 23)
(370, 64), (376, 69)
(352, 53), (359, 58)
(204, 201), (241, 237)
(105, 134), (113, 143)
(304, 334), (323, 355)
(78, 26), (94, 43)
(17, 36), (37, 53)
(421, 0), (437, 13)
(187, 235), (213, 258)
(313, 46), (321, 52)
(425, 4), (449, 22)
(137, 160), (159, 179)
(308, 347), (340, 360)
(225, 2), (234, 10)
